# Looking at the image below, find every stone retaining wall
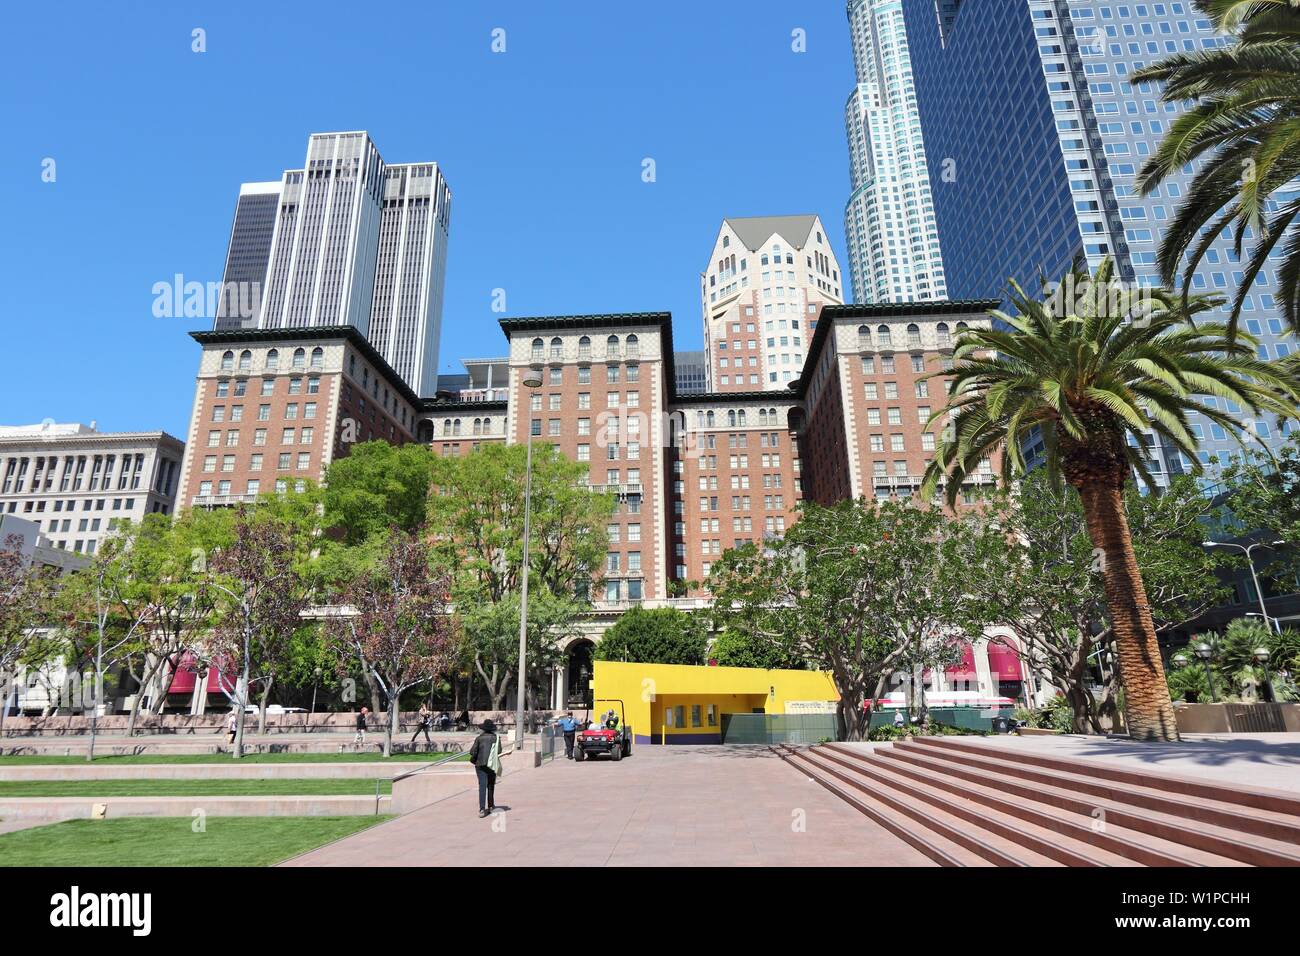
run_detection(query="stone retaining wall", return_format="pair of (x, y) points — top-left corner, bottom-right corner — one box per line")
(1, 710), (556, 737)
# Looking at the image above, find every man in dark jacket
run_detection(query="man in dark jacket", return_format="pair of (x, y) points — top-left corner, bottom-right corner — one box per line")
(468, 719), (498, 817)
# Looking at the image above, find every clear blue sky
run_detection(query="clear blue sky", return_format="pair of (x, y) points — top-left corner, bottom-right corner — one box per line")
(1, 1), (855, 437)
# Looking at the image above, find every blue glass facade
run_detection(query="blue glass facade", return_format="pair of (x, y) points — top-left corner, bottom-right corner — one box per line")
(903, 0), (1298, 479)
(905, 0), (1105, 301)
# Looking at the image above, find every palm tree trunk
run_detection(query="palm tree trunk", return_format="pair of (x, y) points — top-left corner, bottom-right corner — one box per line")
(1076, 482), (1179, 742)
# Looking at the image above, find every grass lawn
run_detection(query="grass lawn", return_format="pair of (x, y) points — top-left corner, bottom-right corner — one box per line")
(0, 779), (395, 797)
(0, 752), (468, 766)
(0, 816), (392, 866)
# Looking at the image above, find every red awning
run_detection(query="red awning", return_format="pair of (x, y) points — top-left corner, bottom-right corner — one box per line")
(943, 643), (977, 679)
(166, 652), (200, 695)
(986, 640), (1023, 681)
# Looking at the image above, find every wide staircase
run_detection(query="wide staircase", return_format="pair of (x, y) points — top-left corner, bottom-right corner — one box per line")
(776, 736), (1300, 867)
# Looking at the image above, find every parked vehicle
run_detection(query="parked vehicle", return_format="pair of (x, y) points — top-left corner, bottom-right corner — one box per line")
(575, 699), (633, 762)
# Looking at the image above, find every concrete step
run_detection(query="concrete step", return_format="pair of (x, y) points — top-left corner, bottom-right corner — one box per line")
(775, 746), (996, 867)
(806, 746), (1118, 867)
(907, 736), (1300, 818)
(893, 737), (1300, 844)
(0, 794), (392, 822)
(846, 746), (1241, 867)
(875, 742), (1300, 867)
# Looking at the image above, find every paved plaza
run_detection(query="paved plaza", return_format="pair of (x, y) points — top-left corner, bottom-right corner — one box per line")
(280, 744), (936, 867)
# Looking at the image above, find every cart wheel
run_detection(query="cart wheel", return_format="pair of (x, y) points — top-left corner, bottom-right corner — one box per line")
(575, 747), (585, 762)
(610, 744), (622, 761)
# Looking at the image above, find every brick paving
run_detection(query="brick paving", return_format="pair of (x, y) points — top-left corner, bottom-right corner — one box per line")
(280, 745), (935, 867)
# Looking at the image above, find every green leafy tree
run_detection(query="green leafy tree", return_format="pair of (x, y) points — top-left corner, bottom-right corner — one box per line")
(708, 499), (1006, 740)
(1220, 436), (1300, 591)
(0, 533), (63, 737)
(428, 443), (614, 708)
(593, 606), (709, 665)
(457, 589), (583, 710)
(323, 441), (434, 546)
(972, 474), (1228, 732)
(1133, 0), (1300, 331)
(923, 260), (1300, 741)
(1217, 617), (1300, 700)
(708, 629), (806, 670)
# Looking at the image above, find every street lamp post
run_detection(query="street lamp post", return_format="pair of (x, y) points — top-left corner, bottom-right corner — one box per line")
(1254, 646), (1273, 703)
(1194, 641), (1218, 702)
(1204, 539), (1286, 634)
(515, 372), (543, 751)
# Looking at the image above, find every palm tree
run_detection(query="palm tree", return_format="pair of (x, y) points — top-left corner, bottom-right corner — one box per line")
(922, 260), (1300, 741)
(1133, 0), (1300, 332)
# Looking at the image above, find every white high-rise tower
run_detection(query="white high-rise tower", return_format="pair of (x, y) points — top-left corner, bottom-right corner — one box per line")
(842, 0), (947, 304)
(252, 131), (452, 396)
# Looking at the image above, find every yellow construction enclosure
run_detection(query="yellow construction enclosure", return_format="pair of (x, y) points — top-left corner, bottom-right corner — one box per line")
(591, 660), (839, 744)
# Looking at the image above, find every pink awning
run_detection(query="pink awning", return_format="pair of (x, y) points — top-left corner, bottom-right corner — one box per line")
(986, 640), (1023, 681)
(166, 653), (199, 695)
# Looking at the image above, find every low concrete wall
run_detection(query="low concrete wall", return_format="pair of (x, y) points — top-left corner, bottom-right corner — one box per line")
(390, 768), (476, 814)
(2, 739), (473, 758)
(0, 762), (443, 781)
(1174, 702), (1300, 734)
(0, 794), (391, 822)
(2, 710), (556, 737)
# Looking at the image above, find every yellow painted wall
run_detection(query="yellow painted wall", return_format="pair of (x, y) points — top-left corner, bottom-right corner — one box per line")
(592, 660), (838, 744)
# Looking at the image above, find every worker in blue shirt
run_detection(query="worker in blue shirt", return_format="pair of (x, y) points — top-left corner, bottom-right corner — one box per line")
(556, 711), (578, 759)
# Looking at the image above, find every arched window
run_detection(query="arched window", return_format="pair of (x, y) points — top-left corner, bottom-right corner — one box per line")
(877, 325), (892, 347)
(453, 419), (462, 436)
(696, 411), (706, 428)
(550, 336), (563, 359)
(728, 410), (737, 428)
(956, 321), (969, 333)
(626, 334), (639, 358)
(907, 323), (922, 348)
(473, 418), (483, 436)
(768, 407), (777, 422)
(857, 325), (871, 349)
(310, 347), (324, 369)
(706, 410), (715, 428)
(737, 409), (747, 427)
(936, 322), (951, 348)
(531, 338), (544, 361)
(292, 348), (306, 369)
(758, 409), (768, 426)
(266, 349), (279, 370)
(578, 335), (592, 358)
(220, 350), (234, 371)
(442, 419), (452, 436)
(238, 350), (252, 372)
(607, 334), (620, 356)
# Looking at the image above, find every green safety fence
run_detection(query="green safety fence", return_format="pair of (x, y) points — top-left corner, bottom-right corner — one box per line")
(720, 713), (838, 745)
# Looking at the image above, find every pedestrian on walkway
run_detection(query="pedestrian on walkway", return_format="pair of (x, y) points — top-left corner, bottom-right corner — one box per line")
(226, 708), (238, 745)
(354, 707), (369, 747)
(556, 710), (578, 759)
(468, 718), (501, 817)
(412, 703), (433, 747)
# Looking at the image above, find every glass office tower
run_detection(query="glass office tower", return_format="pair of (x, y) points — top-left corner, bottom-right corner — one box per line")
(904, 0), (1298, 479)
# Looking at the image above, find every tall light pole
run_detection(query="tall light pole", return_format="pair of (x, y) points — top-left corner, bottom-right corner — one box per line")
(515, 372), (543, 751)
(1204, 539), (1286, 634)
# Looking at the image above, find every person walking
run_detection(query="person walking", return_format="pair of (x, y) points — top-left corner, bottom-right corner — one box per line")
(226, 708), (238, 745)
(556, 710), (578, 759)
(411, 704), (433, 747)
(468, 719), (501, 817)
(353, 707), (369, 747)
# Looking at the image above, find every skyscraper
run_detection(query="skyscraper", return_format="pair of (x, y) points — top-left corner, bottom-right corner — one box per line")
(226, 131), (452, 396)
(904, 1), (1298, 476)
(213, 181), (281, 331)
(842, 0), (948, 304)
(699, 215), (843, 392)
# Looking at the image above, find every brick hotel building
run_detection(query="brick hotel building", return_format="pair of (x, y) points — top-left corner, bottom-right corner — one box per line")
(177, 300), (998, 599)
